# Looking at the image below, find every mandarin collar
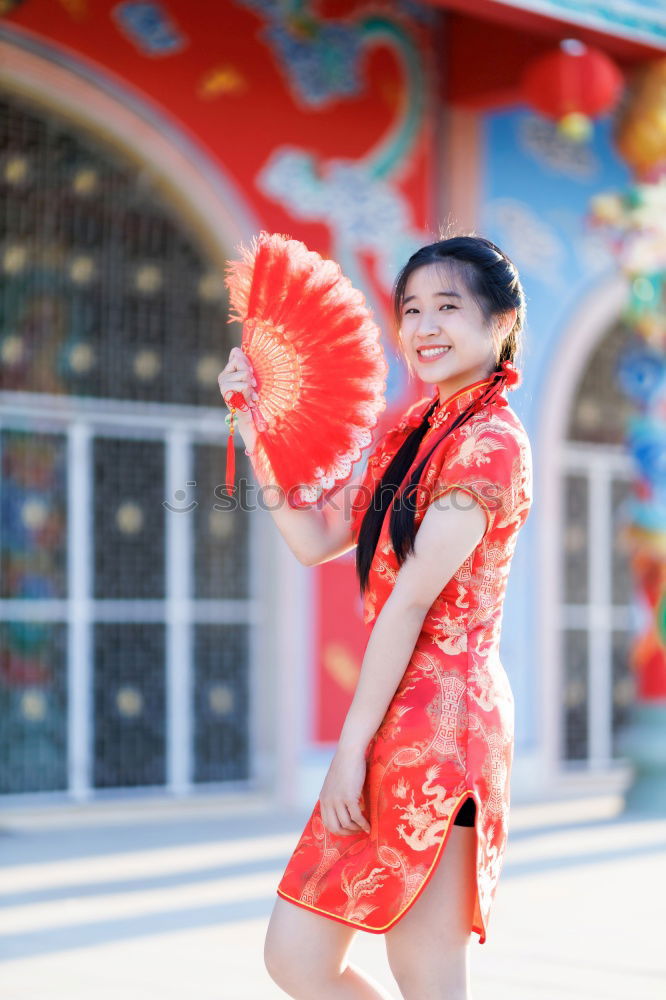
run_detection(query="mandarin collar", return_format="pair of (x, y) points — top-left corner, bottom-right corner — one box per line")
(426, 373), (507, 432)
(394, 364), (518, 444)
(394, 373), (508, 438)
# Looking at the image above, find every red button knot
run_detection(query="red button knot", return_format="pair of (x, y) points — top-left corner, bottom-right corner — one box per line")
(499, 360), (522, 389)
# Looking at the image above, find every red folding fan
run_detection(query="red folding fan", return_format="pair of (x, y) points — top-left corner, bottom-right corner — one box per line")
(223, 232), (388, 507)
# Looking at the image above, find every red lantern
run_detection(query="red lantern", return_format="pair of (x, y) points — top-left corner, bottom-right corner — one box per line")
(522, 39), (623, 140)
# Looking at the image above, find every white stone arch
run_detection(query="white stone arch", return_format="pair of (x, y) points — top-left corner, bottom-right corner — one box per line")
(536, 270), (630, 786)
(0, 29), (309, 807)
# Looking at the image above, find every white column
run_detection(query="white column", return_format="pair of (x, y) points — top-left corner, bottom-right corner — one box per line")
(273, 532), (312, 809)
(67, 422), (92, 800)
(165, 429), (192, 794)
(588, 459), (612, 768)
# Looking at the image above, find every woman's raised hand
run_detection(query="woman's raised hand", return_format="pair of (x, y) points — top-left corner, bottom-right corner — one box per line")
(217, 347), (258, 411)
(218, 347), (259, 450)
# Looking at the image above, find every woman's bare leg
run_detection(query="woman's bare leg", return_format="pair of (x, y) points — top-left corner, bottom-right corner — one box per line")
(265, 896), (398, 999)
(384, 825), (478, 1000)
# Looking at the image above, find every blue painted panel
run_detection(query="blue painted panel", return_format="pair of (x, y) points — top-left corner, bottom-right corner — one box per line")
(479, 105), (632, 752)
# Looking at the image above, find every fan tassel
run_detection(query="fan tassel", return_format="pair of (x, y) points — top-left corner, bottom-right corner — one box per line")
(225, 406), (236, 495)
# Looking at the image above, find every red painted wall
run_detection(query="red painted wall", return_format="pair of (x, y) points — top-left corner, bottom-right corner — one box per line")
(3, 0), (439, 743)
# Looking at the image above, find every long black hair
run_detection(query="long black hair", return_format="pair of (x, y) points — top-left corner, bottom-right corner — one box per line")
(355, 234), (525, 595)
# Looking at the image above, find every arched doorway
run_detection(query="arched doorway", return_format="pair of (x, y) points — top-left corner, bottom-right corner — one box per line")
(0, 86), (258, 798)
(537, 273), (639, 791)
(559, 318), (637, 770)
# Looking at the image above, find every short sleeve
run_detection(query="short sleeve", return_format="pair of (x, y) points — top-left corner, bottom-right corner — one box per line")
(420, 419), (531, 538)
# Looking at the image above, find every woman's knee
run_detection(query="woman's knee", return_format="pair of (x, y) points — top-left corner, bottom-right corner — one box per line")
(264, 918), (305, 991)
(264, 896), (355, 994)
(264, 938), (340, 997)
(263, 928), (286, 984)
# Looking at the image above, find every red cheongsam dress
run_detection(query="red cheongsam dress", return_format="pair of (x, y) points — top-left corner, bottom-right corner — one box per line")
(276, 373), (533, 944)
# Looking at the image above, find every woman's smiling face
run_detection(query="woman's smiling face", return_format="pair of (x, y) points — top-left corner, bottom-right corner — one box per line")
(398, 261), (501, 401)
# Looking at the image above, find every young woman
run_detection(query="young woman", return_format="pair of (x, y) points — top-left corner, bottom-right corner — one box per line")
(218, 235), (533, 1000)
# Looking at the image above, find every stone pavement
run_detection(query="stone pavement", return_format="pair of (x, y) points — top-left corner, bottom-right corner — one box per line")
(0, 791), (663, 999)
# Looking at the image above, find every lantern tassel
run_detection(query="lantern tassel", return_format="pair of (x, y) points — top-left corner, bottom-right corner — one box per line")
(225, 406), (236, 495)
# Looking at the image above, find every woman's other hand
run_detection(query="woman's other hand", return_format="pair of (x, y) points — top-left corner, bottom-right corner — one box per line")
(319, 745), (372, 837)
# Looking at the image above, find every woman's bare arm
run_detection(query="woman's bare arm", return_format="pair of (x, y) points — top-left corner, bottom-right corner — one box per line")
(247, 449), (364, 566)
(337, 488), (487, 754)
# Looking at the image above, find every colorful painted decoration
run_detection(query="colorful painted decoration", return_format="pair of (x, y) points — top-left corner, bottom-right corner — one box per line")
(111, 1), (186, 56)
(522, 39), (623, 141)
(627, 552), (666, 698)
(590, 176), (666, 697)
(590, 180), (666, 347)
(616, 345), (666, 406)
(615, 57), (666, 180)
